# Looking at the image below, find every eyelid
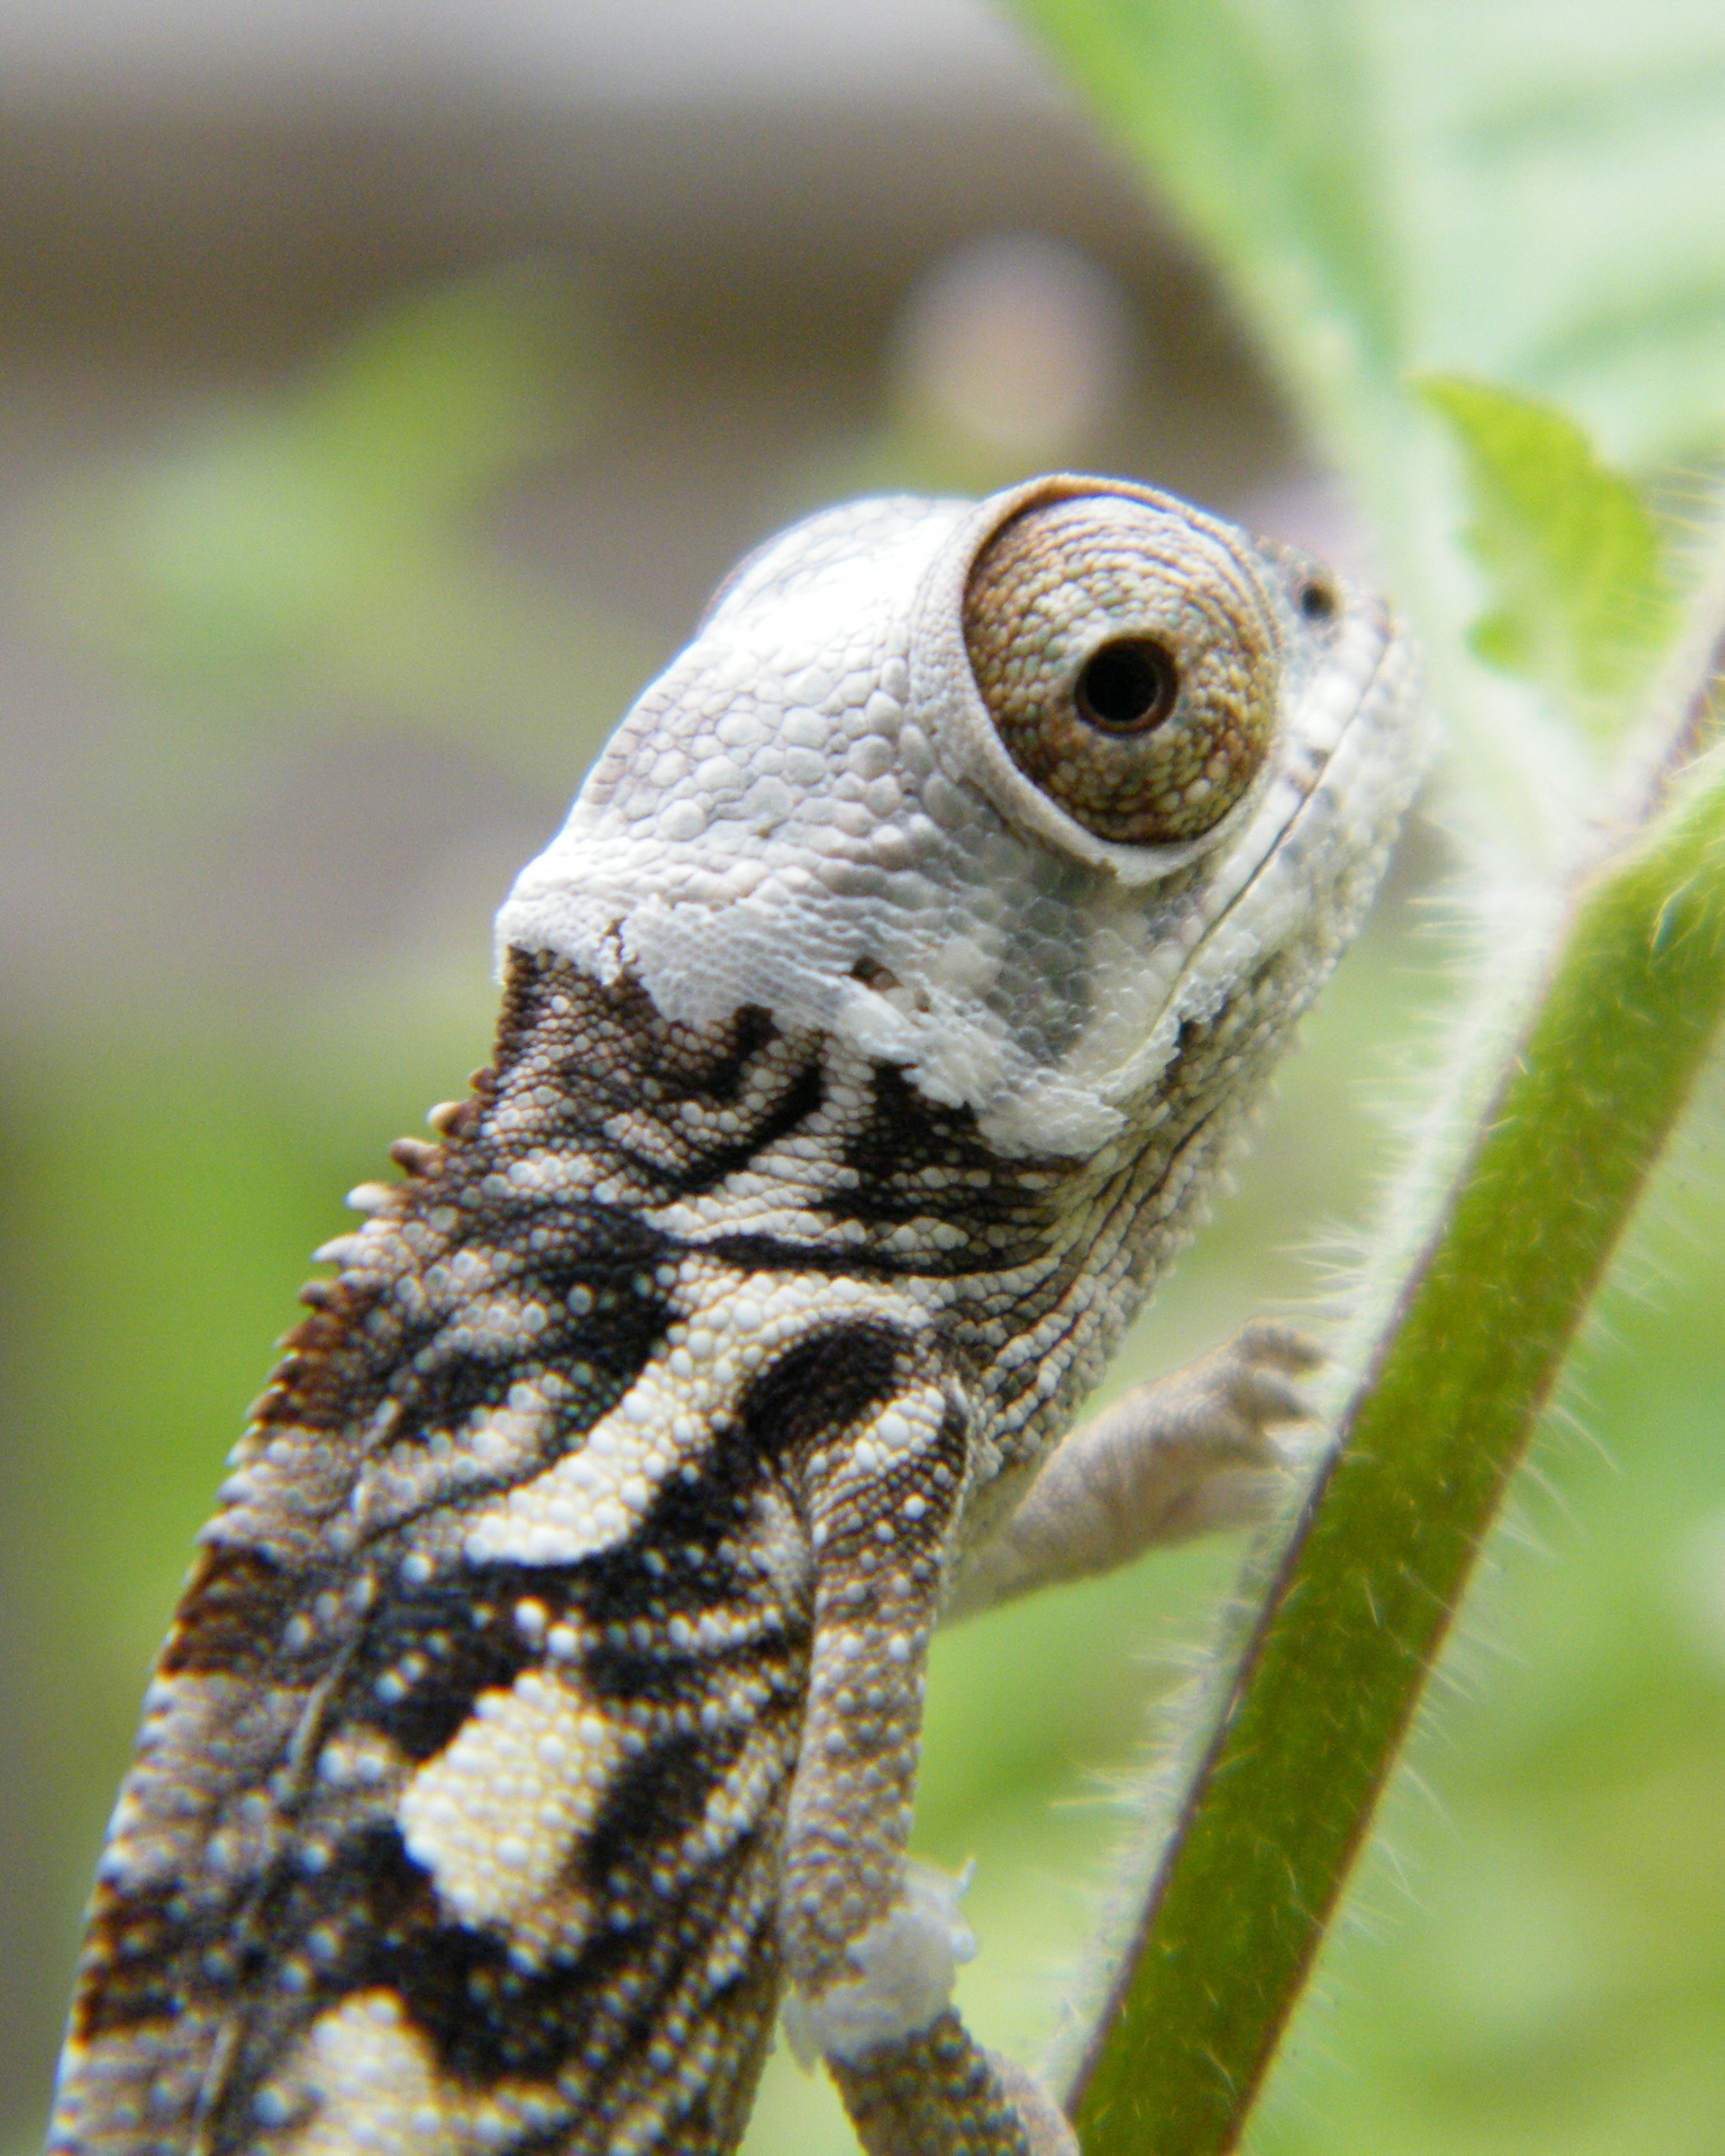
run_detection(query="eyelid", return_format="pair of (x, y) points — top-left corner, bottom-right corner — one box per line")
(961, 495), (1278, 848)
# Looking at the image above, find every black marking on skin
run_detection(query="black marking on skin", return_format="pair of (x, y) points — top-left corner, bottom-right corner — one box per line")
(690, 1232), (950, 1281)
(73, 1882), (221, 2043)
(584, 1727), (747, 1908)
(492, 958), (829, 1211)
(580, 1634), (799, 1716)
(655, 1053), (825, 1198)
(737, 1321), (909, 1458)
(380, 1345), (523, 1435)
(209, 1793), (782, 2108)
(581, 1500), (802, 1708)
(596, 1007), (829, 1203)
(823, 1062), (1063, 1258)
(177, 1823), (449, 2146)
(382, 1209), (679, 1451)
(266, 1822), (583, 2092)
(578, 1319), (894, 1693)
(487, 955), (1082, 1284)
(354, 1577), (544, 1763)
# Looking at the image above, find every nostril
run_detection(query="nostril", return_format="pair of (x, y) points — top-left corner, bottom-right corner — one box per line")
(1298, 580), (1338, 623)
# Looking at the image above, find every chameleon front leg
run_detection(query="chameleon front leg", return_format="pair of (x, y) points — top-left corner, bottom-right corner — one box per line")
(944, 1321), (1320, 1626)
(777, 1363), (1077, 2156)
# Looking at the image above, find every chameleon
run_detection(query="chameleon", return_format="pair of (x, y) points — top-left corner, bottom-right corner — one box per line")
(47, 472), (1423, 2156)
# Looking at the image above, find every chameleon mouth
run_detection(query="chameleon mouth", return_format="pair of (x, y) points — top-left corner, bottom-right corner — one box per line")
(1187, 594), (1413, 938)
(1088, 597), (1423, 1119)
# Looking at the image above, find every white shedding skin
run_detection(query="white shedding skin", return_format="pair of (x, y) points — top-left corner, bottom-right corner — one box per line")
(781, 1860), (977, 2066)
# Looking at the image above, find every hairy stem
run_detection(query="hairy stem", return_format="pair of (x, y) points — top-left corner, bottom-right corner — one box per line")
(1064, 618), (1725, 2154)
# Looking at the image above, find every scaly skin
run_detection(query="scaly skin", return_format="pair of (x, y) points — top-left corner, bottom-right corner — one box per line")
(48, 474), (1424, 2156)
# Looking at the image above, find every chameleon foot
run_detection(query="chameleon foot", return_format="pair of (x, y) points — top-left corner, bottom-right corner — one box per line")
(944, 1319), (1321, 1623)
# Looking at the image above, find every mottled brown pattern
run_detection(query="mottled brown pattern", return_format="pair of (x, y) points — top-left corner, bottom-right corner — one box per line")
(829, 2015), (1037, 2156)
(48, 906), (1372, 2156)
(51, 951), (1160, 2155)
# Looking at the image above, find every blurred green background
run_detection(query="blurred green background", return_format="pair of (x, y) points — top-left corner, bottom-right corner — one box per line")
(1, 6), (1722, 2154)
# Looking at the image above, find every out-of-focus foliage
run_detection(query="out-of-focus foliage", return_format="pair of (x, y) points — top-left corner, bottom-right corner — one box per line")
(1420, 377), (1678, 728)
(1013, 0), (1725, 479)
(1012, 0), (1725, 837)
(41, 265), (651, 787)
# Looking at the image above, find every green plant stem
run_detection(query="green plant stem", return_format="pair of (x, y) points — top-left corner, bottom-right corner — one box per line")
(1067, 685), (1725, 2153)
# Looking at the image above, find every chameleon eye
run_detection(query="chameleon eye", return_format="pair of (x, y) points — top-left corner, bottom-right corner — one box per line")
(962, 493), (1280, 846)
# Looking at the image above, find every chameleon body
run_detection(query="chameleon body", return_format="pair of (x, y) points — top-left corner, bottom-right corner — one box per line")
(49, 475), (1423, 2156)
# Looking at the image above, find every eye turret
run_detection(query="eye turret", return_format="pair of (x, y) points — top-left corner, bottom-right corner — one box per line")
(962, 494), (1281, 846)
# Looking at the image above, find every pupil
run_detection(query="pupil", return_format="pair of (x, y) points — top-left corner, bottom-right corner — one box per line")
(1076, 638), (1176, 734)
(1300, 580), (1337, 621)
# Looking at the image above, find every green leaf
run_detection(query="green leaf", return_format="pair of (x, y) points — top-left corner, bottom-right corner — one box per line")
(1007, 0), (1406, 486)
(1420, 375), (1678, 723)
(1009, 1), (1725, 812)
(1011, 0), (1725, 471)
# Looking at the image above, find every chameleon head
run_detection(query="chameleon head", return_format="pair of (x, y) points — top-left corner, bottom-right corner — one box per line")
(499, 473), (1425, 1156)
